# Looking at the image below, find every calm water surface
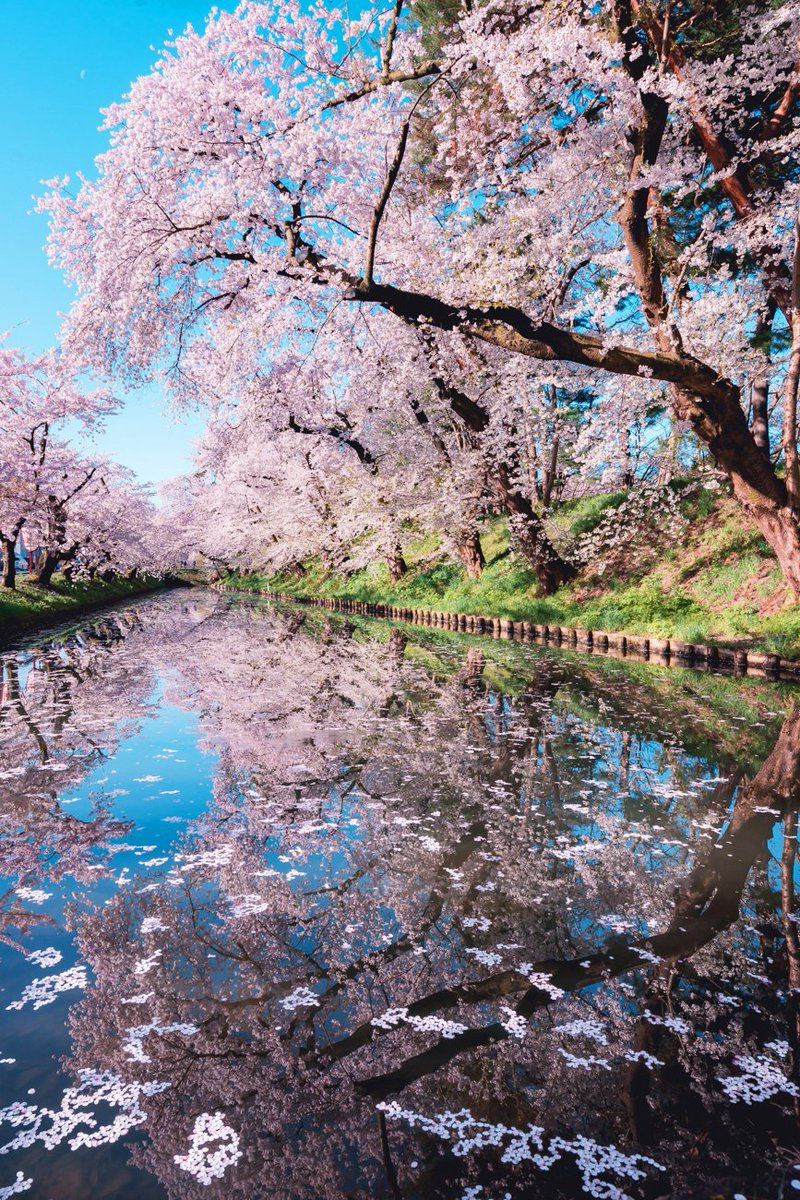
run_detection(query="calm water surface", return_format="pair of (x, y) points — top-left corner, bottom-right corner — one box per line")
(1, 589), (799, 1199)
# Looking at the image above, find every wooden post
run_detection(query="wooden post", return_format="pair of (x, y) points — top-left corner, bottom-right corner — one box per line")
(671, 641), (695, 663)
(625, 635), (648, 657)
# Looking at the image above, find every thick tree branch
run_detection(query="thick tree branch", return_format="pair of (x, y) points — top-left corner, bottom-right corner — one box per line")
(381, 0), (403, 77)
(345, 277), (741, 406)
(614, 0), (681, 349)
(321, 61), (441, 112)
(757, 69), (800, 143)
(287, 413), (379, 474)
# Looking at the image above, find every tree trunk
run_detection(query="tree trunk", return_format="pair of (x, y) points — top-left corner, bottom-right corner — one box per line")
(744, 496), (800, 594)
(619, 424), (633, 490)
(612, 44), (800, 594)
(32, 553), (59, 590)
(751, 372), (770, 460)
(1, 538), (16, 590)
(666, 376), (800, 593)
(414, 334), (575, 595)
(750, 304), (775, 461)
(492, 463), (575, 592)
(522, 407), (542, 504)
(700, 411), (800, 591)
(541, 437), (560, 509)
(387, 547), (407, 584)
(655, 418), (678, 484)
(455, 528), (485, 578)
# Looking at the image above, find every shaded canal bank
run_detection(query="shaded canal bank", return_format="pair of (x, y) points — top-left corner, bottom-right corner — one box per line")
(1, 587), (800, 1199)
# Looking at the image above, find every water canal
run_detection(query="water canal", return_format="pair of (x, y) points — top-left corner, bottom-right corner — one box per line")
(0, 588), (798, 1199)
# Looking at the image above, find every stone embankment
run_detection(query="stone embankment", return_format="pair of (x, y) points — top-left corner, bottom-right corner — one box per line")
(216, 585), (800, 681)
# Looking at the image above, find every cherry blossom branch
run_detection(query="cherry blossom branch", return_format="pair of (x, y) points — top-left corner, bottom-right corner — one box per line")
(287, 414), (379, 474)
(346, 277), (741, 407)
(363, 75), (442, 287)
(363, 120), (410, 288)
(321, 61), (441, 113)
(381, 0), (403, 77)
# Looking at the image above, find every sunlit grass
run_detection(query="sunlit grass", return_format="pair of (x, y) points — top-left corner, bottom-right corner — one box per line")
(237, 486), (800, 658)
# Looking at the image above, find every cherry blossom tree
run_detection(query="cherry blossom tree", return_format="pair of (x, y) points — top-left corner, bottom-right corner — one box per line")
(0, 340), (114, 588)
(0, 335), (172, 588)
(161, 311), (655, 584)
(17, 447), (164, 587)
(40, 0), (800, 590)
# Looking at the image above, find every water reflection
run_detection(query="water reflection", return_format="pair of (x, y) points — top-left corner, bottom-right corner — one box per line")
(0, 590), (798, 1198)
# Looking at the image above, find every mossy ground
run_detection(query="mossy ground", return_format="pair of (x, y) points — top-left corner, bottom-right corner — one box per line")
(232, 485), (800, 658)
(0, 574), (165, 644)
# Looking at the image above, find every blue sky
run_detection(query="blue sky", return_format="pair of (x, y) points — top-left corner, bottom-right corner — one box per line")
(0, 0), (237, 487)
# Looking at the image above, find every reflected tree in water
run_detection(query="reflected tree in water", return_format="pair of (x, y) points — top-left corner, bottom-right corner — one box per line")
(0, 595), (787, 1198)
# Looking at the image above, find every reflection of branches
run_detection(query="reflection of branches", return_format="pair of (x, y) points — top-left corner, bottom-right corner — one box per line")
(2, 660), (50, 762)
(0, 884), (55, 951)
(354, 712), (800, 1098)
(16, 592), (797, 1200)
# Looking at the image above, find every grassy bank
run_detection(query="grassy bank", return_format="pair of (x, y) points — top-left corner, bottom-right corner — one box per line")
(0, 574), (167, 646)
(229, 484), (800, 659)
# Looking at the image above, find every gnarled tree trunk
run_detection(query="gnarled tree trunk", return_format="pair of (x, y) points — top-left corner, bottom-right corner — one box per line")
(455, 528), (485, 578)
(670, 381), (800, 594)
(387, 546), (407, 584)
(1, 537), (16, 590)
(32, 552), (59, 590)
(493, 462), (575, 592)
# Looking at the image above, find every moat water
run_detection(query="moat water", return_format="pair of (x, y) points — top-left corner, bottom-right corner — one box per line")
(0, 588), (799, 1199)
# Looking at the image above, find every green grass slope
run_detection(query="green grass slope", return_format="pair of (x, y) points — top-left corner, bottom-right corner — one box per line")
(233, 484), (800, 658)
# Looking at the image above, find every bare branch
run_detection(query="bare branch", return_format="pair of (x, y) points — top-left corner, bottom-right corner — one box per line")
(363, 118), (410, 287)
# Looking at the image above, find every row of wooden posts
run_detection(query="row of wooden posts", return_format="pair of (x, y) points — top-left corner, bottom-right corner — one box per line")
(217, 585), (800, 681)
